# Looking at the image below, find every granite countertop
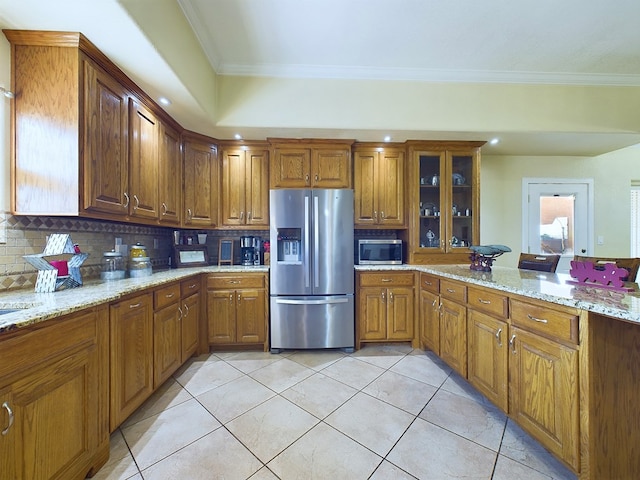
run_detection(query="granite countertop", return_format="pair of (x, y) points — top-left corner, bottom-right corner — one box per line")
(3, 263), (640, 335)
(0, 265), (268, 334)
(356, 264), (640, 324)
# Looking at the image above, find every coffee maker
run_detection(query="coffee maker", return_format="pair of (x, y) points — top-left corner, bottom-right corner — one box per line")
(252, 236), (262, 265)
(240, 236), (254, 265)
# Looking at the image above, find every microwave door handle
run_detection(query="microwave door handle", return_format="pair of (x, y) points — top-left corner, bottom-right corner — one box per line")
(304, 194), (310, 289)
(314, 194), (319, 288)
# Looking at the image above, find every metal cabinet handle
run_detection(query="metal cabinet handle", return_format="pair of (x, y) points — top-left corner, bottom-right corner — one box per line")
(446, 288), (456, 293)
(389, 291), (394, 303)
(527, 314), (548, 324)
(495, 328), (503, 347)
(183, 304), (189, 317)
(165, 293), (175, 298)
(305, 174), (310, 183)
(229, 280), (240, 284)
(478, 298), (491, 304)
(177, 306), (183, 320)
(509, 334), (517, 354)
(314, 174), (319, 181)
(248, 211), (252, 221)
(423, 280), (432, 286)
(123, 192), (130, 208)
(380, 211), (385, 219)
(381, 291), (386, 303)
(188, 283), (197, 289)
(2, 401), (14, 436)
(237, 293), (241, 302)
(381, 278), (392, 283)
(129, 302), (142, 309)
(133, 194), (140, 211)
(162, 202), (168, 215)
(432, 298), (438, 308)
(240, 211), (244, 221)
(187, 208), (193, 221)
(373, 211), (378, 222)
(229, 294), (233, 301)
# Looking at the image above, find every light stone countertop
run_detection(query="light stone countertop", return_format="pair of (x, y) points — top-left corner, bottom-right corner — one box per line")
(0, 265), (268, 334)
(356, 264), (640, 324)
(3, 263), (640, 335)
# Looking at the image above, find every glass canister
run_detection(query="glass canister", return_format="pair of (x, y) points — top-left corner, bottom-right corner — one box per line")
(101, 250), (125, 281)
(129, 257), (152, 278)
(130, 242), (148, 259)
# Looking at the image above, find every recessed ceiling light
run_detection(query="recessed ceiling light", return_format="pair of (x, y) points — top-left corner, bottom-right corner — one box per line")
(234, 133), (243, 140)
(383, 135), (391, 142)
(489, 138), (500, 145)
(158, 97), (171, 106)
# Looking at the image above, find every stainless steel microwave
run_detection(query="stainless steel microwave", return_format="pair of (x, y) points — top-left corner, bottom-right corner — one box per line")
(357, 239), (403, 265)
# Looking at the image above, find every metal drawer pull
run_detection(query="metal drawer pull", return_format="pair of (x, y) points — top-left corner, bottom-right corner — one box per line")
(2, 401), (14, 435)
(509, 334), (517, 354)
(495, 328), (502, 347)
(527, 314), (548, 324)
(423, 280), (432, 286)
(129, 302), (142, 309)
(478, 298), (491, 304)
(446, 288), (456, 293)
(229, 280), (240, 284)
(165, 293), (175, 298)
(188, 283), (197, 289)
(381, 278), (392, 282)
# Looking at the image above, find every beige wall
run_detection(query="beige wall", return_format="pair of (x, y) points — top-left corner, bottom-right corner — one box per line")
(482, 146), (640, 268)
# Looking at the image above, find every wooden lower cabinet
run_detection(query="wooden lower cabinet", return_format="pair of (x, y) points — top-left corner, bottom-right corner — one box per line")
(180, 278), (201, 362)
(206, 273), (268, 350)
(153, 283), (182, 388)
(110, 292), (154, 431)
(466, 309), (508, 412)
(439, 298), (467, 376)
(419, 273), (441, 353)
(0, 306), (109, 480)
(509, 325), (579, 471)
(357, 272), (416, 348)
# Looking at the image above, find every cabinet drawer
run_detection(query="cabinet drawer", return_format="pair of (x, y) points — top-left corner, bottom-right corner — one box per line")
(420, 273), (440, 294)
(510, 299), (579, 344)
(467, 286), (508, 318)
(359, 272), (415, 287)
(181, 277), (201, 297)
(440, 279), (467, 303)
(207, 274), (265, 290)
(154, 283), (181, 310)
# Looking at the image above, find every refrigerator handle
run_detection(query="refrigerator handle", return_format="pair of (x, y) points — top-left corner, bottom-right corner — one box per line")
(305, 194), (310, 289)
(314, 194), (320, 288)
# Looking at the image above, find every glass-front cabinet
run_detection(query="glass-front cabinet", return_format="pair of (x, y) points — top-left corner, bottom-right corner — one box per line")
(402, 141), (483, 264)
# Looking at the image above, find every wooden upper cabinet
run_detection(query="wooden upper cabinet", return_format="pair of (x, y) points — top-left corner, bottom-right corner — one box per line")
(83, 59), (130, 216)
(270, 140), (353, 189)
(221, 145), (269, 227)
(128, 99), (159, 220)
(183, 135), (218, 227)
(158, 122), (182, 225)
(353, 145), (405, 227)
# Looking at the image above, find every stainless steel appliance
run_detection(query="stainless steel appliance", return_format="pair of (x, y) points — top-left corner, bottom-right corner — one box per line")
(357, 239), (403, 265)
(270, 189), (354, 353)
(240, 236), (254, 266)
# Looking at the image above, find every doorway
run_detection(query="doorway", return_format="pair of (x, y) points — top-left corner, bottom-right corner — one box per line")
(522, 178), (594, 273)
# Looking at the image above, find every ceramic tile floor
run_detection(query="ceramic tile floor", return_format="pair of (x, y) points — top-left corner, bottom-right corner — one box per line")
(90, 344), (578, 480)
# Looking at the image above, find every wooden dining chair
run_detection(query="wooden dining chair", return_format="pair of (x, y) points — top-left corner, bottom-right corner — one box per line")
(573, 256), (640, 282)
(518, 253), (561, 273)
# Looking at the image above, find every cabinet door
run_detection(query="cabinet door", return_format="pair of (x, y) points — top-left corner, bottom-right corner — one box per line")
(246, 150), (270, 226)
(236, 289), (266, 343)
(448, 151), (479, 251)
(467, 309), (508, 412)
(377, 150), (405, 226)
(420, 289), (440, 354)
(110, 293), (153, 430)
(129, 99), (159, 219)
(153, 303), (181, 388)
(358, 287), (387, 340)
(416, 151), (445, 252)
(312, 149), (351, 188)
(353, 152), (378, 226)
(221, 149), (247, 226)
(509, 326), (579, 470)
(0, 387), (14, 479)
(207, 289), (236, 344)
(271, 148), (310, 188)
(183, 140), (218, 227)
(440, 298), (467, 376)
(83, 60), (129, 215)
(158, 121), (182, 225)
(387, 286), (414, 340)
(181, 291), (200, 362)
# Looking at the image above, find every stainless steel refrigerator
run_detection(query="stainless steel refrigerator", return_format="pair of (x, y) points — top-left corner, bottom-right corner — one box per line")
(269, 188), (354, 353)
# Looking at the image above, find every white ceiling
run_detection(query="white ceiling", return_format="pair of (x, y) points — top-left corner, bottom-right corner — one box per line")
(179, 0), (640, 85)
(2, 0), (640, 156)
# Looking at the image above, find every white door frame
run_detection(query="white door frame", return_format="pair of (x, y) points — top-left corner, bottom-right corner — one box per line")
(522, 178), (594, 268)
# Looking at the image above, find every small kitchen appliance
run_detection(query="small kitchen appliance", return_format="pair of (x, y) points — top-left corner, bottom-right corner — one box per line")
(357, 239), (403, 265)
(252, 236), (263, 265)
(240, 236), (255, 266)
